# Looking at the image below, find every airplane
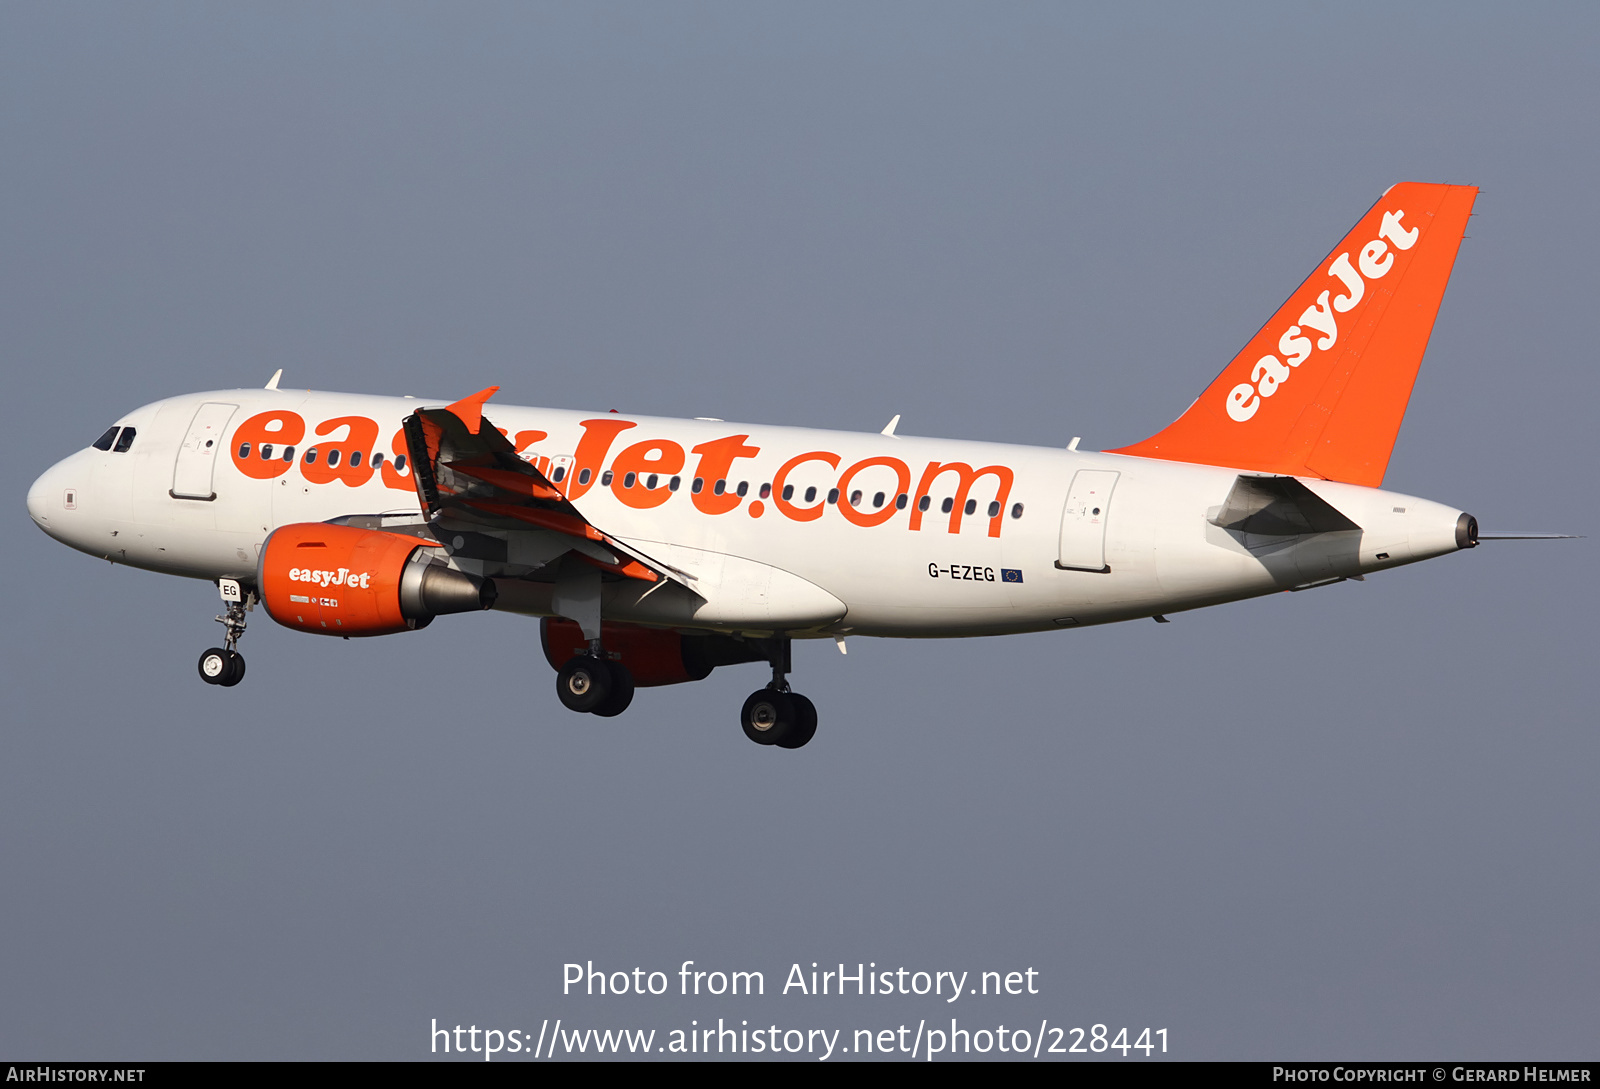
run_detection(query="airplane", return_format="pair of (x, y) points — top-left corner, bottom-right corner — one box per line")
(26, 182), (1562, 749)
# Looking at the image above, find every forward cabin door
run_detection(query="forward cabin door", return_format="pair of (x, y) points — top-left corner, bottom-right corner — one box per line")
(1056, 470), (1119, 572)
(171, 402), (238, 500)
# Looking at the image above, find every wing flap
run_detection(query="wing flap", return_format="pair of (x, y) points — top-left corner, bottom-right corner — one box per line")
(402, 389), (673, 585)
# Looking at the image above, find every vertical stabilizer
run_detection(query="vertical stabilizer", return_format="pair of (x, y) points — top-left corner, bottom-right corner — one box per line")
(1110, 183), (1477, 486)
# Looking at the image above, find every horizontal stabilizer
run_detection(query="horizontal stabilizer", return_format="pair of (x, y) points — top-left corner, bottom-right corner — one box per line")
(1210, 475), (1360, 536)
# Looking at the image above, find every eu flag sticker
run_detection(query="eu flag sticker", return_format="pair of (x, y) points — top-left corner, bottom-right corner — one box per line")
(1001, 568), (1024, 583)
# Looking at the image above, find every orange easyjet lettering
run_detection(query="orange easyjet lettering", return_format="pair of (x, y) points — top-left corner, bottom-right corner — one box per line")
(230, 410), (306, 479)
(233, 412), (1018, 536)
(689, 435), (762, 515)
(302, 415), (381, 487)
(909, 462), (1014, 538)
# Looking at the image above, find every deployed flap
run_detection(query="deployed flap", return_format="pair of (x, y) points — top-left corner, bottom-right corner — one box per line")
(402, 394), (668, 584)
(1210, 475), (1361, 536)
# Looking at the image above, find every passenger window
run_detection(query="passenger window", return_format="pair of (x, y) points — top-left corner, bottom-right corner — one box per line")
(669, 476), (681, 491)
(601, 469), (613, 486)
(917, 495), (931, 512)
(872, 491), (885, 508)
(261, 444), (274, 460)
(237, 442), (251, 459)
(760, 483), (772, 499)
(1010, 502), (1024, 519)
(781, 484), (793, 501)
(736, 481), (748, 497)
(646, 473), (659, 490)
(282, 446), (296, 462)
(691, 477), (704, 493)
(987, 501), (1000, 517)
(551, 464), (566, 482)
(113, 427), (137, 453)
(624, 472), (637, 489)
(327, 449), (341, 468)
(394, 454), (407, 472)
(92, 426), (119, 451)
(304, 448), (318, 464)
(941, 497), (954, 514)
(713, 479), (726, 496)
(349, 451), (362, 468)
(803, 486), (816, 503)
(578, 467), (591, 485)
(964, 498), (976, 516)
(850, 490), (863, 507)
(896, 493), (908, 510)
(370, 451), (383, 468)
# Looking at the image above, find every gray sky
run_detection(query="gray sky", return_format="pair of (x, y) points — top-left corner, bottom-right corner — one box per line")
(3, 2), (1595, 1060)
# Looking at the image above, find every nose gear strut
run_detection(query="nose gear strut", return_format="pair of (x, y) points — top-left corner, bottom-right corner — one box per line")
(198, 582), (252, 687)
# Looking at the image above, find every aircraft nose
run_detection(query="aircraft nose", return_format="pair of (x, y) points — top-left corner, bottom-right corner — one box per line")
(27, 459), (69, 536)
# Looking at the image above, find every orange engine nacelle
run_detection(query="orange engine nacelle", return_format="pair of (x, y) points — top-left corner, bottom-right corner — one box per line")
(258, 523), (495, 637)
(541, 618), (764, 687)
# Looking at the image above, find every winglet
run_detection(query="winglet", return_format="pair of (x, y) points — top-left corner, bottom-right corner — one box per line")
(445, 386), (501, 435)
(881, 414), (901, 437)
(264, 369), (282, 391)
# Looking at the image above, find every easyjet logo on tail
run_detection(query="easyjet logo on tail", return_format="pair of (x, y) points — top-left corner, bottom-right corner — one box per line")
(1226, 208), (1419, 423)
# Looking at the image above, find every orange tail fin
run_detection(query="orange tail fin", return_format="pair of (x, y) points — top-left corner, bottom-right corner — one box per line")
(1110, 182), (1477, 486)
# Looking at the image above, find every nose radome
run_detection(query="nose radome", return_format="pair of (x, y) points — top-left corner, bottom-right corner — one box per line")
(27, 465), (57, 528)
(27, 458), (73, 536)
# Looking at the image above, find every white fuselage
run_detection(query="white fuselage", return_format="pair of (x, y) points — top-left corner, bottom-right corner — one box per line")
(27, 388), (1470, 640)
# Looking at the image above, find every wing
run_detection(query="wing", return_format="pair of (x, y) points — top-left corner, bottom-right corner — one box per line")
(400, 386), (679, 586)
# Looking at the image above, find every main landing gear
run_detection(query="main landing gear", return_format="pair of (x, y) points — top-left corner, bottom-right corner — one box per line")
(556, 641), (636, 718)
(551, 632), (820, 749)
(740, 638), (817, 750)
(199, 586), (250, 687)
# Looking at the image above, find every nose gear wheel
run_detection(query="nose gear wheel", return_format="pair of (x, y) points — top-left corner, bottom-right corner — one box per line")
(198, 592), (252, 687)
(198, 647), (245, 686)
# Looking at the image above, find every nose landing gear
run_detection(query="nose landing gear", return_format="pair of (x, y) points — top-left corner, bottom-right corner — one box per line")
(199, 580), (251, 687)
(739, 638), (817, 749)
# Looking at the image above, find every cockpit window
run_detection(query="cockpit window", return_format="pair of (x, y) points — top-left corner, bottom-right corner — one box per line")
(92, 426), (119, 451)
(113, 427), (136, 452)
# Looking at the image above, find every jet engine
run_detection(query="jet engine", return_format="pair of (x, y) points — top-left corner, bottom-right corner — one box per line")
(258, 522), (495, 636)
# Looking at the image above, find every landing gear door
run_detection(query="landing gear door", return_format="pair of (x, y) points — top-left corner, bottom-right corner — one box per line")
(171, 402), (239, 500)
(1056, 469), (1119, 573)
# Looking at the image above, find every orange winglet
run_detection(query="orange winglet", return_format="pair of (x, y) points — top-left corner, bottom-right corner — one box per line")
(1110, 183), (1477, 487)
(444, 386), (501, 435)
